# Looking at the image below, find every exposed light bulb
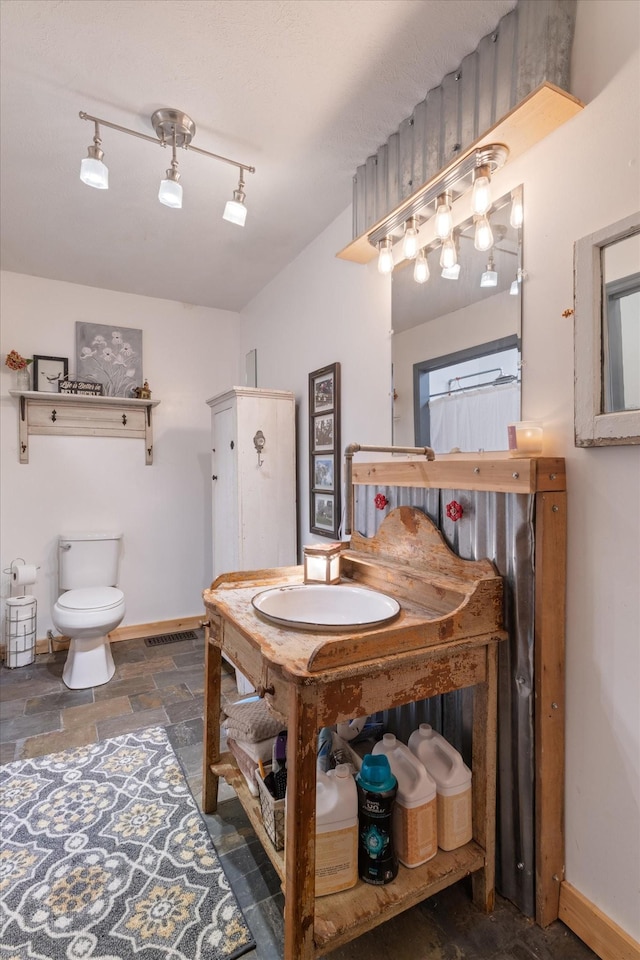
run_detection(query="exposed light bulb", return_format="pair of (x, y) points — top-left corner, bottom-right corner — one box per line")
(472, 167), (491, 215)
(402, 218), (419, 260)
(434, 192), (453, 240)
(474, 215), (493, 252)
(439, 235), (457, 270)
(378, 238), (394, 275)
(413, 248), (430, 284)
(510, 191), (524, 228)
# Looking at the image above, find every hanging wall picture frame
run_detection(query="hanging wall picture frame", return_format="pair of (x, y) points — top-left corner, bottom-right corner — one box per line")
(309, 362), (340, 537)
(75, 321), (143, 398)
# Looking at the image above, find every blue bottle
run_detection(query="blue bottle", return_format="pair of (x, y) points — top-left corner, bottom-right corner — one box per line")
(356, 754), (398, 884)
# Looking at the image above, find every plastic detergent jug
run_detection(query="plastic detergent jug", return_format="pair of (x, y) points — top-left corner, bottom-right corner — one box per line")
(315, 764), (358, 897)
(372, 732), (437, 867)
(356, 754), (398, 885)
(408, 723), (472, 851)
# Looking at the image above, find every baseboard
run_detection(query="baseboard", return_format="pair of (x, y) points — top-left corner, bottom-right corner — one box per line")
(29, 615), (205, 656)
(559, 881), (640, 960)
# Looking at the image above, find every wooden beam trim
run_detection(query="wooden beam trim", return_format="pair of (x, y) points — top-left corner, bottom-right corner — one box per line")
(351, 458), (566, 494)
(559, 882), (640, 960)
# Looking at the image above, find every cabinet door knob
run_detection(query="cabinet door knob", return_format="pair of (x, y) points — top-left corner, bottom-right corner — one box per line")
(212, 474), (218, 480)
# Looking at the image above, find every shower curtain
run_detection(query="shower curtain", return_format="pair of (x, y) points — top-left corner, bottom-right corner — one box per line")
(429, 381), (520, 453)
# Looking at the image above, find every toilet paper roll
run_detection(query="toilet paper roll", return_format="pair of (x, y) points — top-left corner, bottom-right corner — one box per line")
(12, 563), (38, 586)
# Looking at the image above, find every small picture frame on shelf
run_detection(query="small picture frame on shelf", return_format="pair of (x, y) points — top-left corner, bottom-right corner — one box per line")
(33, 355), (68, 393)
(309, 362), (340, 538)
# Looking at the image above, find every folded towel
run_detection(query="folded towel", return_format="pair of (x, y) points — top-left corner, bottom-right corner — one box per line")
(221, 696), (284, 744)
(223, 735), (275, 765)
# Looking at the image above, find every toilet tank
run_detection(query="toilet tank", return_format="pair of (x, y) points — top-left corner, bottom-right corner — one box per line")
(58, 533), (122, 590)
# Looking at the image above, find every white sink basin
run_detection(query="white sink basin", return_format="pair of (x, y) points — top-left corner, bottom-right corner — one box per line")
(251, 584), (401, 632)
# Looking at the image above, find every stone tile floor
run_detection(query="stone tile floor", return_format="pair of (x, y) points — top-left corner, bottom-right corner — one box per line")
(0, 632), (598, 960)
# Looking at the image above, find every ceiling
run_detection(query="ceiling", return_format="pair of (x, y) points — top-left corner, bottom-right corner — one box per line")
(0, 0), (516, 313)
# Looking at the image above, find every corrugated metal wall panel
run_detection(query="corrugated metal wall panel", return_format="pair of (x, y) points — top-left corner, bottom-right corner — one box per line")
(459, 50), (479, 155)
(352, 484), (537, 917)
(352, 0), (576, 238)
(411, 99), (428, 193)
(494, 7), (518, 120)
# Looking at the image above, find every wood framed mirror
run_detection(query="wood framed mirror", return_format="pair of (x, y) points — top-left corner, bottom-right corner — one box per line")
(574, 211), (640, 446)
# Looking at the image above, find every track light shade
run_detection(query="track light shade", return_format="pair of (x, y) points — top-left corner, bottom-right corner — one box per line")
(158, 168), (183, 208)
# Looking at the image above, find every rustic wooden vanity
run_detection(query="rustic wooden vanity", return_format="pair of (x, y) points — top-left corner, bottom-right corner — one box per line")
(202, 505), (510, 959)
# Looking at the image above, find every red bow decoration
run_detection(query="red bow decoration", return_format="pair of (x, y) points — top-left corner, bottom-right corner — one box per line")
(374, 493), (389, 510)
(446, 500), (464, 522)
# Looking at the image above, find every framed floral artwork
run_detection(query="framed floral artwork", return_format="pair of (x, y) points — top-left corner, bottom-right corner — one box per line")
(309, 362), (340, 537)
(75, 322), (143, 398)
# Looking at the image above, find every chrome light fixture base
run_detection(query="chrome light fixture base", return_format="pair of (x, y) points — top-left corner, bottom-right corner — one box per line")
(151, 109), (196, 147)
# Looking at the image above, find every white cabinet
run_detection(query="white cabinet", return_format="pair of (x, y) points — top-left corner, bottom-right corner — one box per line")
(207, 385), (297, 624)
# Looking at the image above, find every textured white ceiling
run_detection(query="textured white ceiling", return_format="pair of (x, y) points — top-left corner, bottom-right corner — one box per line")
(0, 0), (516, 311)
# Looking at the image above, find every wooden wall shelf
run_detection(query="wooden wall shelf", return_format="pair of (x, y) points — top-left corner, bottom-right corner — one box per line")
(9, 390), (160, 465)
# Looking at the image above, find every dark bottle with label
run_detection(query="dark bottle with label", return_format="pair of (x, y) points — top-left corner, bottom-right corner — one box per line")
(356, 753), (399, 884)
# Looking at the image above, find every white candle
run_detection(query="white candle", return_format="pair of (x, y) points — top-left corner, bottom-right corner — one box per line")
(508, 421), (544, 457)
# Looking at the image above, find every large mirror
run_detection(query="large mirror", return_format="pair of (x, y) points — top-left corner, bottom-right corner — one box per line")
(391, 189), (523, 453)
(574, 211), (640, 446)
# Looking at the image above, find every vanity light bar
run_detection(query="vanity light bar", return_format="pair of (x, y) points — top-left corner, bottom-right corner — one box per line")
(367, 144), (509, 249)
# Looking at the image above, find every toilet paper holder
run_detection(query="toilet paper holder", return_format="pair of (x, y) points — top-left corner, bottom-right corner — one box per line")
(3, 558), (40, 596)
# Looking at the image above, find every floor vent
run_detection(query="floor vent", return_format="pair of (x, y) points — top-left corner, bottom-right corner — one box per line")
(144, 630), (198, 647)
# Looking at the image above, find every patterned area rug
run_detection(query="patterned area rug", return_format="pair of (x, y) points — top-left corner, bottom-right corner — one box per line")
(0, 726), (255, 960)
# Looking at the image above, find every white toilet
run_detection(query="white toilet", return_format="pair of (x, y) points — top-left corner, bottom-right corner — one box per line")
(53, 533), (125, 690)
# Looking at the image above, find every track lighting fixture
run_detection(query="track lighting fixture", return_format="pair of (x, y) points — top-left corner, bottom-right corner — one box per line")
(223, 170), (248, 226)
(377, 237), (394, 275)
(80, 121), (109, 190)
(158, 128), (182, 208)
(79, 108), (255, 225)
(413, 247), (430, 283)
(480, 254), (498, 288)
(441, 263), (461, 280)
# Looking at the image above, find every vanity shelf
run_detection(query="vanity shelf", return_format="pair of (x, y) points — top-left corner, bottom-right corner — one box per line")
(202, 507), (506, 960)
(9, 390), (160, 465)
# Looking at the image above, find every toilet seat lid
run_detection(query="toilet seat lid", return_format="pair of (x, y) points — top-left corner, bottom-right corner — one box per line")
(57, 587), (124, 612)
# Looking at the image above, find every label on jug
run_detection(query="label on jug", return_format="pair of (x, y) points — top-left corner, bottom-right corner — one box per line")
(357, 787), (398, 885)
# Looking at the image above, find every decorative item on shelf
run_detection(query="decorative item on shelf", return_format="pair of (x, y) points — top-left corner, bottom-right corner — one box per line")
(33, 355), (69, 393)
(5, 350), (33, 391)
(58, 379), (104, 396)
(134, 380), (152, 400)
(446, 500), (464, 522)
(303, 542), (342, 585)
(508, 421), (544, 457)
(76, 321), (142, 398)
(374, 493), (389, 510)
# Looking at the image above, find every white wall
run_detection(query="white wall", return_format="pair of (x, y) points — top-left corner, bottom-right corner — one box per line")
(240, 207), (392, 551)
(238, 0), (640, 941)
(0, 272), (241, 636)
